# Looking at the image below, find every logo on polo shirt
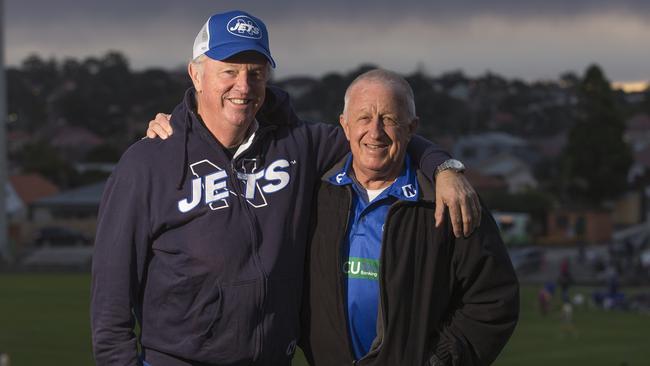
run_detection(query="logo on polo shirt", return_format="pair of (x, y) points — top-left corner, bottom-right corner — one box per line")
(343, 257), (380, 280)
(227, 16), (262, 39)
(401, 184), (417, 198)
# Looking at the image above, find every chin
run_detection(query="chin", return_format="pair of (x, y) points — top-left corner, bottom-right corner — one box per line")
(227, 114), (255, 127)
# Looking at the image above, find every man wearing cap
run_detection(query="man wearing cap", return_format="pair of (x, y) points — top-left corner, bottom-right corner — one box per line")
(91, 10), (480, 366)
(300, 69), (518, 366)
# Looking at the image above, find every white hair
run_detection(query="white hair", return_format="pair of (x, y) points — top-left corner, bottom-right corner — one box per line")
(343, 69), (416, 119)
(189, 54), (208, 77)
(190, 53), (271, 79)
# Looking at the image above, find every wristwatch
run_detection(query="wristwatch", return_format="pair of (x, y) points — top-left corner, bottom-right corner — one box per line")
(435, 159), (465, 177)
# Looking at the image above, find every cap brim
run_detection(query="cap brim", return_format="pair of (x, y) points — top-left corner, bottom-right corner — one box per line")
(204, 43), (276, 68)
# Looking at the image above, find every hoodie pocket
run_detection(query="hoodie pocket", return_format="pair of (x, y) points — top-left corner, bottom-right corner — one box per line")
(262, 276), (301, 363)
(198, 279), (261, 363)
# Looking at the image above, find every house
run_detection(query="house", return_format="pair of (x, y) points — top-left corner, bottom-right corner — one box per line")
(625, 113), (650, 152)
(30, 181), (106, 240)
(463, 169), (508, 195)
(541, 207), (613, 245)
(48, 125), (104, 160)
(493, 211), (531, 246)
(531, 133), (568, 160)
(452, 132), (535, 166)
(4, 174), (60, 248)
(8, 174), (60, 218)
(474, 153), (538, 194)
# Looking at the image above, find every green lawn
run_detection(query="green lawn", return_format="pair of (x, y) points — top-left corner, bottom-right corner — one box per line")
(1, 273), (648, 365)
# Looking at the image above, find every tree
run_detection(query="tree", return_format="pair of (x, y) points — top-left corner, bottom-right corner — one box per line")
(16, 142), (76, 187)
(562, 64), (633, 204)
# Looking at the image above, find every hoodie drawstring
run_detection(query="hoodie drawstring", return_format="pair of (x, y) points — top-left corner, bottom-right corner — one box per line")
(176, 113), (191, 190)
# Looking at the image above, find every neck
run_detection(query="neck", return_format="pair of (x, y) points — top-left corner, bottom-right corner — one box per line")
(351, 161), (403, 190)
(196, 107), (252, 149)
(352, 170), (398, 190)
(203, 117), (251, 148)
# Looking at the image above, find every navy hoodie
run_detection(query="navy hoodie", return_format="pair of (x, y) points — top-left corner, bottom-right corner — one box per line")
(91, 86), (450, 366)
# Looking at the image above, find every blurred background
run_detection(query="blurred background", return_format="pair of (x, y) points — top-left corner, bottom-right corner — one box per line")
(0, 1), (649, 365)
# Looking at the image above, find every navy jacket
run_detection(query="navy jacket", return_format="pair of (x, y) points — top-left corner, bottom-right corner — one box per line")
(91, 86), (450, 366)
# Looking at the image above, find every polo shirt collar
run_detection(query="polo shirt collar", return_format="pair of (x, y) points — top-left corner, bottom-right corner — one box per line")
(327, 153), (419, 201)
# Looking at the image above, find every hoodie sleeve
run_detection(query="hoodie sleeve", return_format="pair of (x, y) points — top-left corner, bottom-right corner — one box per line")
(304, 122), (350, 176)
(91, 150), (152, 366)
(407, 135), (452, 182)
(429, 206), (519, 366)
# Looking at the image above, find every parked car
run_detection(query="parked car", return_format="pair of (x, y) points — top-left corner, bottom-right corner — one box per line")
(508, 247), (545, 274)
(34, 227), (90, 247)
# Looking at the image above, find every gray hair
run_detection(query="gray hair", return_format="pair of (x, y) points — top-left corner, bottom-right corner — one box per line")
(343, 69), (416, 119)
(190, 53), (271, 80)
(190, 54), (208, 76)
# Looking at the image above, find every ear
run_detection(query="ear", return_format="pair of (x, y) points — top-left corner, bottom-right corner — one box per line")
(339, 114), (351, 141)
(188, 62), (202, 92)
(408, 116), (419, 136)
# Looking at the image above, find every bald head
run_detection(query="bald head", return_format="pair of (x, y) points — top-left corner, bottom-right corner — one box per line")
(343, 69), (416, 119)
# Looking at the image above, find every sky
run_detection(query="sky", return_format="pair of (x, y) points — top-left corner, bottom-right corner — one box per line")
(4, 0), (650, 82)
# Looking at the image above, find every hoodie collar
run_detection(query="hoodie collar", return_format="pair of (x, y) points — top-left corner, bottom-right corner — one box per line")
(174, 85), (298, 190)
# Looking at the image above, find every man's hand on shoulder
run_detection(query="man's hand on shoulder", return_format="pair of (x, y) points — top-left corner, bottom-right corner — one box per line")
(434, 170), (481, 238)
(146, 113), (173, 139)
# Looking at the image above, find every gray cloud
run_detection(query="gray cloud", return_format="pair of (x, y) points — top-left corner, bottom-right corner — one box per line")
(4, 0), (650, 81)
(7, 0), (650, 23)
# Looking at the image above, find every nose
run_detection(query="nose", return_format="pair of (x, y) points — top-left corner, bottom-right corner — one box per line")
(233, 72), (251, 94)
(367, 115), (385, 138)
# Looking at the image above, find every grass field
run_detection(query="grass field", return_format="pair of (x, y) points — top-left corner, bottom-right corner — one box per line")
(1, 273), (648, 365)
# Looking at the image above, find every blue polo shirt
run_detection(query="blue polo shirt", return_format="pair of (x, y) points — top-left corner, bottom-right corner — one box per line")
(327, 153), (419, 359)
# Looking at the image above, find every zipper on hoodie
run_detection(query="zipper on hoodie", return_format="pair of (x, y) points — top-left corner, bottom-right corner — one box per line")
(189, 104), (276, 363)
(228, 126), (275, 364)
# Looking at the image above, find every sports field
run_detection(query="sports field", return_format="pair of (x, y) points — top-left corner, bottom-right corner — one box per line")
(0, 273), (648, 365)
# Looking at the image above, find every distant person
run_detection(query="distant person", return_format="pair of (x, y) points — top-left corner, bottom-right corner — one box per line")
(91, 10), (481, 366)
(300, 70), (519, 365)
(538, 283), (553, 316)
(560, 301), (577, 337)
(558, 257), (573, 303)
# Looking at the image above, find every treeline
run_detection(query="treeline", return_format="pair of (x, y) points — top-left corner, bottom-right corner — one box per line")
(6, 51), (648, 204)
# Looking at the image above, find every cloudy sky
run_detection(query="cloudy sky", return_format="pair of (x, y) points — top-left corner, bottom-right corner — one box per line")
(4, 0), (650, 82)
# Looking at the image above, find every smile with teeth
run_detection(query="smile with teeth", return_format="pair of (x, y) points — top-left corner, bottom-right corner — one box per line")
(227, 97), (252, 105)
(364, 143), (388, 150)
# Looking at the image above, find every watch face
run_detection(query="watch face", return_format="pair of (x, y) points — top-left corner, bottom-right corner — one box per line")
(450, 160), (464, 170)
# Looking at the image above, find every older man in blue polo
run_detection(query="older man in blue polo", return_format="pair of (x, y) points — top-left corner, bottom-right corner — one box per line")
(300, 69), (519, 366)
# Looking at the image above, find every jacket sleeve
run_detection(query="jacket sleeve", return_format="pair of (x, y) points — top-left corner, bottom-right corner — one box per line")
(91, 152), (151, 366)
(429, 206), (519, 366)
(407, 135), (452, 182)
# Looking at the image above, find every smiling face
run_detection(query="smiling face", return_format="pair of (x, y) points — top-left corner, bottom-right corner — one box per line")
(188, 51), (269, 140)
(340, 78), (418, 188)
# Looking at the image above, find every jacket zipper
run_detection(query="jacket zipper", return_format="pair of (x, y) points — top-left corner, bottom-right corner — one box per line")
(336, 185), (359, 364)
(355, 200), (408, 365)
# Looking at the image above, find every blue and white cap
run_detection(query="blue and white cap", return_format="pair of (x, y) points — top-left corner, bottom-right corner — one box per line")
(192, 10), (276, 68)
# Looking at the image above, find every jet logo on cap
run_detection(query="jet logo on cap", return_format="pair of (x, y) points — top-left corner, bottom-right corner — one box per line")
(227, 16), (262, 39)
